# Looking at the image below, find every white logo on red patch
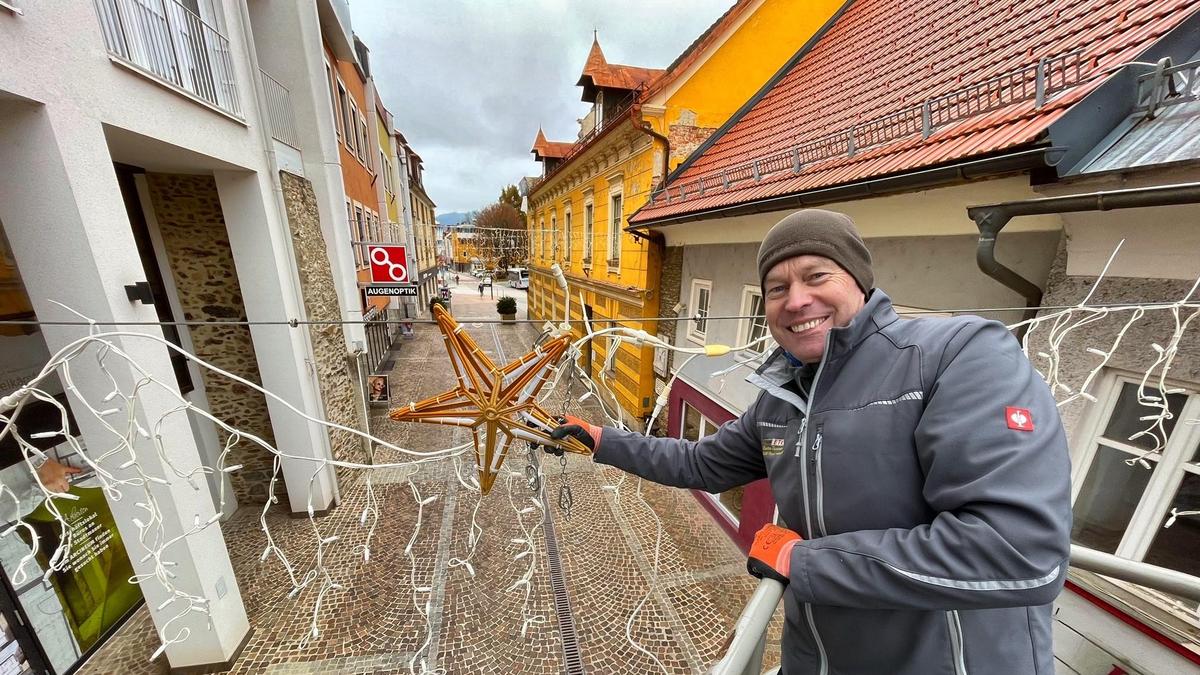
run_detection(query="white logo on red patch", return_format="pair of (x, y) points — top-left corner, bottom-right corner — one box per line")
(1006, 406), (1034, 431)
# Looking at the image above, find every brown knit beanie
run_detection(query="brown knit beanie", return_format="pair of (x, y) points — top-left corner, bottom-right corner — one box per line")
(757, 209), (873, 293)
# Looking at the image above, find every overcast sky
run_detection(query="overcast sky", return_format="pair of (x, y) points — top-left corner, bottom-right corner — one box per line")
(348, 0), (735, 217)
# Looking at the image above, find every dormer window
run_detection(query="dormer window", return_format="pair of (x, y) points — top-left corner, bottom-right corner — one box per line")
(594, 91), (604, 126)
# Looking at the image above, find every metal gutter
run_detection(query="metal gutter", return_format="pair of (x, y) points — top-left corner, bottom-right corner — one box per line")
(966, 181), (1200, 326)
(628, 146), (1065, 232)
(633, 115), (670, 188)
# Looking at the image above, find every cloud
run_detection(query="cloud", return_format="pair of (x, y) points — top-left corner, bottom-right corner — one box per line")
(349, 0), (735, 213)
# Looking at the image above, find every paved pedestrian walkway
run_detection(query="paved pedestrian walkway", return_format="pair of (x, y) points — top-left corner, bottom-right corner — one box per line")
(79, 288), (780, 674)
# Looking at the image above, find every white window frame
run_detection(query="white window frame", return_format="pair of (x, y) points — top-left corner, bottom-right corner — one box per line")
(563, 207), (572, 262)
(336, 79), (351, 141)
(346, 100), (358, 154)
(1070, 369), (1200, 621)
(738, 285), (772, 353)
(325, 60), (340, 138)
(607, 188), (622, 269)
(550, 212), (557, 259)
(687, 279), (712, 345)
(583, 200), (594, 264)
(358, 113), (369, 163)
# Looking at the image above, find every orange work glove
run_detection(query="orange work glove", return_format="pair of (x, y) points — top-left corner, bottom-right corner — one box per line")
(547, 414), (602, 454)
(747, 523), (802, 585)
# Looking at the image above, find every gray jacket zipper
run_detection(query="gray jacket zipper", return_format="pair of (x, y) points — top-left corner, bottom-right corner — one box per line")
(813, 426), (826, 536)
(799, 334), (830, 675)
(946, 610), (968, 675)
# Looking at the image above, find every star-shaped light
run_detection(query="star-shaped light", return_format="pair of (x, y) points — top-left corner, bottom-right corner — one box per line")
(389, 304), (591, 494)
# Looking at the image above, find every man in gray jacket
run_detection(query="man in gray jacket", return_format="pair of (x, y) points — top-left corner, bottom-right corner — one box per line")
(550, 209), (1072, 674)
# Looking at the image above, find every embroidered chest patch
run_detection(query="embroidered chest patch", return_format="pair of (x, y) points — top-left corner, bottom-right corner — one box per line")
(762, 437), (787, 455)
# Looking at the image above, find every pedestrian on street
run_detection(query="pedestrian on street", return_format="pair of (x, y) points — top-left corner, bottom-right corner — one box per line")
(455, 274), (460, 285)
(478, 281), (484, 297)
(546, 209), (1071, 674)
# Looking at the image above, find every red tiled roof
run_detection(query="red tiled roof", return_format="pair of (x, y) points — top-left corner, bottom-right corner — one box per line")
(632, 0), (1200, 224)
(530, 128), (573, 160)
(576, 38), (665, 100)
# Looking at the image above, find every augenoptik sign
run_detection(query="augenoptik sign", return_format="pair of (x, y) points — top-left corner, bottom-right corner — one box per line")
(366, 245), (417, 296)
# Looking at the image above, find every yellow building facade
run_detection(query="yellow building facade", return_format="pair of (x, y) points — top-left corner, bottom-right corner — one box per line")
(527, 0), (848, 420)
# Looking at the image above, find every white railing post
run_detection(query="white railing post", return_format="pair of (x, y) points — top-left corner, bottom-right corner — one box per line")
(709, 578), (784, 675)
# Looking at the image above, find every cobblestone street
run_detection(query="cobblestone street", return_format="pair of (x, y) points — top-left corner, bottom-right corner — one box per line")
(79, 278), (781, 674)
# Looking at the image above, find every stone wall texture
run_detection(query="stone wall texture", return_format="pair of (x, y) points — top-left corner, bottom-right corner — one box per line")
(280, 171), (369, 486)
(145, 173), (279, 504)
(658, 246), (685, 377)
(1038, 233), (1200, 435)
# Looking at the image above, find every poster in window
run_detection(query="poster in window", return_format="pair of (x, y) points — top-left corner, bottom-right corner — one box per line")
(19, 485), (143, 653)
(368, 374), (391, 404)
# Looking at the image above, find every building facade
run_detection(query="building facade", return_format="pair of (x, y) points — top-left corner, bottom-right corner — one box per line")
(526, 1), (848, 421)
(0, 0), (389, 669)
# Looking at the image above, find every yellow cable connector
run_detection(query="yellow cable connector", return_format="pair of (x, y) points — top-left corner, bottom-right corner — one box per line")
(704, 344), (731, 357)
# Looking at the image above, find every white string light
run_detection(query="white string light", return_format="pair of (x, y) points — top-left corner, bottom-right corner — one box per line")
(1, 236), (1195, 669)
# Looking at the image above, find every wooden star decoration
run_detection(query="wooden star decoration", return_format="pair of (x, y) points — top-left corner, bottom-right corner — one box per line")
(388, 304), (591, 494)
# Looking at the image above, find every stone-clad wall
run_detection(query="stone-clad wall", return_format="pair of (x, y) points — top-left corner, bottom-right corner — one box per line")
(658, 246), (685, 376)
(279, 171), (368, 484)
(1038, 235), (1200, 435)
(145, 173), (279, 504)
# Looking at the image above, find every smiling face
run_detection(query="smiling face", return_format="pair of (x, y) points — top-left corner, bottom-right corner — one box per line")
(763, 255), (866, 363)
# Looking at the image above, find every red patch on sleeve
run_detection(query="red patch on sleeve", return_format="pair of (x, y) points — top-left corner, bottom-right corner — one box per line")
(1006, 406), (1034, 431)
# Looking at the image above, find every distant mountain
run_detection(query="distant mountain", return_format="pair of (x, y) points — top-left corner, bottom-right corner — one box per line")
(436, 211), (471, 226)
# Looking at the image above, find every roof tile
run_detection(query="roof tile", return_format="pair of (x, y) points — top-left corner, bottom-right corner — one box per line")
(633, 0), (1199, 224)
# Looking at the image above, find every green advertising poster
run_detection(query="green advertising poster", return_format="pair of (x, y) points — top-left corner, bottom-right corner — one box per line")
(19, 487), (143, 653)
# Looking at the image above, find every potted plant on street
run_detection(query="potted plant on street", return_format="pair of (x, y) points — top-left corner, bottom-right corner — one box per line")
(496, 295), (517, 322)
(429, 296), (449, 314)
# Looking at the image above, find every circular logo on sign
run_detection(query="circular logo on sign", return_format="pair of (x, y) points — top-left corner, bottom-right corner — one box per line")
(370, 246), (408, 282)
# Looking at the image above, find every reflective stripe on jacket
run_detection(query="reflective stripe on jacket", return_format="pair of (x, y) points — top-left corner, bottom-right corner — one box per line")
(595, 289), (1072, 675)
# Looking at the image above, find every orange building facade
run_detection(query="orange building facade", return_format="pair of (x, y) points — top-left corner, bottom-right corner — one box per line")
(322, 40), (385, 313)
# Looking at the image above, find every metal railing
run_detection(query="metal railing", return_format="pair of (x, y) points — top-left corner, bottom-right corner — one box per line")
(362, 306), (391, 372)
(93, 0), (243, 118)
(259, 69), (300, 148)
(711, 543), (1200, 675)
(650, 50), (1084, 206)
(1135, 57), (1200, 118)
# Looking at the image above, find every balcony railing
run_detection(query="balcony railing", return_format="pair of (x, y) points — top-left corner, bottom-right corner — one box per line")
(259, 69), (300, 148)
(536, 85), (645, 188)
(93, 0), (243, 118)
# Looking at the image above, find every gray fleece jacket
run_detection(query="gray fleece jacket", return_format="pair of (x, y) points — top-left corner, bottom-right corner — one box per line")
(595, 290), (1072, 675)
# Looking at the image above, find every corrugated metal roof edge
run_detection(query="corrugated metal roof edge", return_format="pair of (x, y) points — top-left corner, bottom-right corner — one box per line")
(626, 145), (1064, 230)
(658, 0), (858, 186)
